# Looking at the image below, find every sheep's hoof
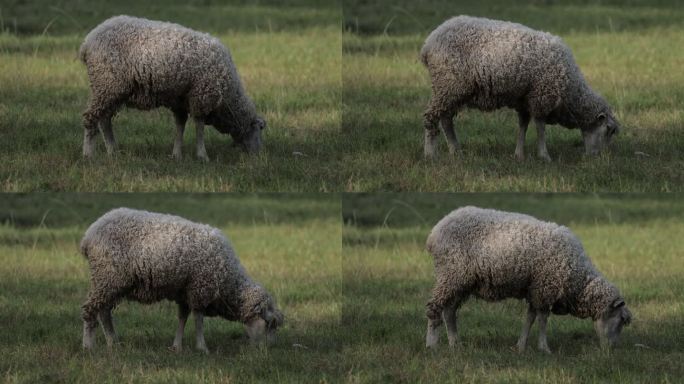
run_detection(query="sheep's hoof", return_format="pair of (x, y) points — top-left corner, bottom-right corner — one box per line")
(539, 153), (552, 162)
(514, 344), (526, 353)
(171, 152), (182, 161)
(539, 346), (552, 354)
(197, 154), (209, 163)
(514, 153), (525, 162)
(168, 345), (182, 353)
(196, 346), (209, 354)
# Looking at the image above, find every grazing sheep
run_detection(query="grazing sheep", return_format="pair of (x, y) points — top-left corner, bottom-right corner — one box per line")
(425, 206), (631, 352)
(420, 16), (620, 161)
(80, 208), (283, 353)
(79, 15), (266, 160)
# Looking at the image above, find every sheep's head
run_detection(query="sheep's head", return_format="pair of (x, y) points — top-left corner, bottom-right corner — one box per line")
(234, 116), (266, 155)
(594, 298), (632, 348)
(242, 285), (283, 345)
(582, 111), (620, 156)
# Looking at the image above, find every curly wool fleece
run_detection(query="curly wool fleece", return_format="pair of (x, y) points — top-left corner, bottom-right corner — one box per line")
(79, 15), (261, 140)
(426, 206), (623, 321)
(80, 208), (276, 324)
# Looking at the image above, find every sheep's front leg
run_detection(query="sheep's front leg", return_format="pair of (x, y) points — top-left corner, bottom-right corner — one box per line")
(194, 119), (209, 162)
(536, 310), (552, 354)
(534, 119), (551, 162)
(170, 304), (190, 352)
(98, 308), (118, 347)
(194, 312), (209, 354)
(516, 305), (536, 352)
(172, 112), (187, 160)
(515, 112), (530, 161)
(99, 116), (117, 155)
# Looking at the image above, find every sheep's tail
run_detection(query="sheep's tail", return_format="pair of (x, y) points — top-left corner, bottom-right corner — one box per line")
(79, 236), (90, 260)
(78, 41), (89, 64)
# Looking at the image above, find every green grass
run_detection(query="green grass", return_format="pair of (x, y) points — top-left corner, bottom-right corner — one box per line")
(341, 194), (684, 382)
(0, 194), (343, 382)
(342, 0), (684, 191)
(0, 0), (342, 191)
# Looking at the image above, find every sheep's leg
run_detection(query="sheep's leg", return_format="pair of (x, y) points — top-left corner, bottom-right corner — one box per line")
(440, 109), (461, 155)
(98, 307), (118, 347)
(99, 115), (117, 155)
(443, 297), (464, 347)
(426, 280), (464, 348)
(194, 312), (209, 353)
(194, 119), (209, 162)
(534, 119), (551, 162)
(536, 310), (552, 353)
(171, 304), (190, 352)
(516, 305), (536, 352)
(83, 93), (118, 158)
(515, 111), (530, 161)
(172, 111), (187, 160)
(423, 96), (444, 159)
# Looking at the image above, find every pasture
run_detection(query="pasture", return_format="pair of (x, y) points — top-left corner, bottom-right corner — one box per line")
(0, 0), (341, 192)
(342, 0), (684, 191)
(0, 194), (342, 382)
(342, 193), (684, 382)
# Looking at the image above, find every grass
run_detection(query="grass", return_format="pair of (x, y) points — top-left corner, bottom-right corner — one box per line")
(0, 194), (343, 383)
(0, 0), (341, 192)
(341, 193), (684, 382)
(342, 0), (684, 191)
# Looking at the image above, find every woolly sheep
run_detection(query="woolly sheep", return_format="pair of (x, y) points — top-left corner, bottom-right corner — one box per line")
(79, 15), (266, 160)
(420, 16), (620, 161)
(425, 206), (631, 352)
(80, 208), (283, 353)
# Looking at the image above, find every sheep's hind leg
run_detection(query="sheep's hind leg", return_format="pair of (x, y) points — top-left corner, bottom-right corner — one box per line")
(99, 115), (117, 155)
(516, 304), (536, 352)
(170, 303), (190, 352)
(536, 310), (552, 353)
(443, 296), (465, 347)
(515, 111), (530, 161)
(98, 307), (118, 347)
(194, 312), (209, 354)
(534, 119), (552, 162)
(194, 118), (209, 162)
(82, 93), (118, 158)
(423, 96), (445, 159)
(440, 109), (461, 155)
(172, 111), (187, 160)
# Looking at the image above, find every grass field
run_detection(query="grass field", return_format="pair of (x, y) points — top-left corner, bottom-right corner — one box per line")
(342, 194), (684, 382)
(0, 194), (343, 382)
(342, 0), (684, 192)
(0, 0), (341, 192)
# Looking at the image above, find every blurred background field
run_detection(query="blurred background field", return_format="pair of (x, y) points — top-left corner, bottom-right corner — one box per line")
(342, 193), (684, 382)
(0, 193), (342, 382)
(342, 0), (684, 191)
(0, 0), (341, 192)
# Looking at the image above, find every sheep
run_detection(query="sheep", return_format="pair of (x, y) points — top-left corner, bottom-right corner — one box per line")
(425, 206), (631, 353)
(420, 16), (620, 161)
(79, 15), (266, 160)
(80, 208), (283, 353)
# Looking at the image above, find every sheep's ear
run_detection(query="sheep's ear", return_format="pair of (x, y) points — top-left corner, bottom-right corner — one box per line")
(597, 112), (606, 122)
(612, 299), (625, 308)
